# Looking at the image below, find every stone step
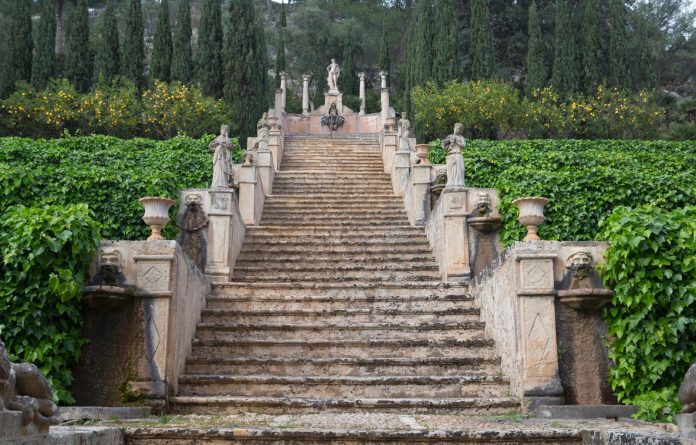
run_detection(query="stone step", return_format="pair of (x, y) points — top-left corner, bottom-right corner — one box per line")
(206, 294), (473, 312)
(212, 281), (468, 297)
(194, 322), (485, 342)
(240, 239), (431, 248)
(236, 257), (438, 269)
(199, 307), (478, 324)
(232, 263), (438, 275)
(278, 165), (384, 171)
(169, 395), (521, 415)
(184, 356), (501, 377)
(238, 246), (434, 257)
(189, 338), (494, 360)
(230, 271), (442, 282)
(266, 194), (397, 200)
(257, 220), (413, 227)
(246, 225), (419, 234)
(241, 234), (429, 243)
(177, 374), (511, 399)
(260, 210), (408, 218)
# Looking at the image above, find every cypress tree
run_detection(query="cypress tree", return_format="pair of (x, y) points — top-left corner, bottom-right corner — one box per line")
(470, 0), (495, 80)
(580, 0), (603, 94)
(64, 0), (91, 93)
(279, 0), (287, 27)
(378, 20), (390, 76)
(151, 0), (173, 82)
(196, 0), (223, 98)
(172, 0), (193, 83)
(609, 0), (631, 90)
(432, 0), (461, 84)
(122, 0), (146, 89)
(1, 0), (33, 96)
(223, 0), (269, 143)
(93, 3), (120, 84)
(275, 28), (286, 88)
(551, 0), (580, 96)
(526, 0), (547, 94)
(32, 0), (57, 90)
(407, 0), (434, 88)
(635, 14), (655, 90)
(342, 38), (357, 95)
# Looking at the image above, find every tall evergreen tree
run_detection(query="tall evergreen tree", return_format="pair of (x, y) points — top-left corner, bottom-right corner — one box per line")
(470, 0), (495, 80)
(551, 0), (580, 95)
(432, 0), (461, 84)
(580, 0), (603, 93)
(32, 0), (57, 90)
(196, 0), (223, 98)
(223, 0), (269, 144)
(378, 20), (390, 76)
(64, 0), (91, 93)
(275, 28), (286, 88)
(279, 0), (287, 27)
(122, 0), (146, 89)
(526, 0), (547, 93)
(634, 14), (656, 90)
(408, 0), (435, 88)
(172, 0), (193, 83)
(1, 0), (33, 96)
(342, 38), (357, 95)
(609, 0), (632, 90)
(93, 3), (121, 84)
(151, 0), (173, 82)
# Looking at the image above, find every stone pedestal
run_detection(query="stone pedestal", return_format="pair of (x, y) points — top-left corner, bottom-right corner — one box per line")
(302, 74), (311, 115)
(205, 189), (238, 282)
(410, 164), (432, 226)
(442, 189), (471, 280)
(382, 126), (397, 174)
(392, 149), (411, 197)
(274, 88), (283, 117)
(238, 164), (263, 226)
(324, 91), (343, 112)
(255, 149), (275, 195)
(515, 253), (564, 409)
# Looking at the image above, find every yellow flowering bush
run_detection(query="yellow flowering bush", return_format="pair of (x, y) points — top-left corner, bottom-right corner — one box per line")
(2, 80), (80, 137)
(80, 80), (141, 138)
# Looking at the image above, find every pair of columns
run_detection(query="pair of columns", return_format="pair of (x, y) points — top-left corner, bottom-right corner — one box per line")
(299, 71), (388, 115)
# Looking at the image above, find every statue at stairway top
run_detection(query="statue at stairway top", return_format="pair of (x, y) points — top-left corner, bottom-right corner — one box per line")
(209, 124), (233, 189)
(326, 59), (341, 93)
(443, 123), (466, 191)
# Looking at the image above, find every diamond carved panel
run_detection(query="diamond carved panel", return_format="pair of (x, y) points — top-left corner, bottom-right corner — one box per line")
(136, 261), (171, 293)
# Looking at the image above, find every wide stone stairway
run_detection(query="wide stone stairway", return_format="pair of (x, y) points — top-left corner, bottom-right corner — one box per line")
(169, 134), (518, 417)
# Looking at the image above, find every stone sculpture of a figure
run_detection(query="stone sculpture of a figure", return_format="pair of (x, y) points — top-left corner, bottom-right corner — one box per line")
(176, 194), (209, 272)
(399, 113), (412, 152)
(209, 125), (233, 189)
(326, 59), (341, 92)
(255, 113), (270, 152)
(680, 363), (696, 413)
(442, 123), (466, 190)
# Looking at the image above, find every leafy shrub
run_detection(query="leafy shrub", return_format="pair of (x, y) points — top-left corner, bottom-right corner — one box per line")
(0, 134), (240, 240)
(0, 204), (101, 403)
(598, 205), (695, 422)
(2, 80), (80, 137)
(79, 79), (142, 138)
(427, 139), (696, 244)
(669, 97), (696, 141)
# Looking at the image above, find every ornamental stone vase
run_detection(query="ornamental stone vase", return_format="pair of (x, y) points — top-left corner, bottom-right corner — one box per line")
(512, 196), (549, 241)
(139, 197), (176, 241)
(415, 144), (430, 164)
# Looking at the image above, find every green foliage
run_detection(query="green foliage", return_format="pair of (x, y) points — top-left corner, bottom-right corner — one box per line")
(196, 0), (223, 98)
(432, 0), (461, 85)
(64, 0), (91, 94)
(580, 0), (603, 94)
(669, 97), (696, 140)
(275, 28), (287, 88)
(223, 0), (269, 145)
(426, 138), (696, 246)
(551, 0), (580, 96)
(469, 0), (495, 80)
(151, 0), (173, 83)
(92, 4), (120, 85)
(598, 205), (696, 422)
(0, 0), (33, 97)
(32, 0), (57, 91)
(172, 0), (193, 84)
(122, 0), (146, 89)
(0, 134), (243, 241)
(0, 203), (101, 403)
(379, 19), (390, 75)
(525, 0), (547, 94)
(609, 0), (632, 91)
(342, 38), (357, 96)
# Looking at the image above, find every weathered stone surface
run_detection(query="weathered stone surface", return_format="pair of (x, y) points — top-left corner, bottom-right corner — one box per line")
(56, 406), (151, 422)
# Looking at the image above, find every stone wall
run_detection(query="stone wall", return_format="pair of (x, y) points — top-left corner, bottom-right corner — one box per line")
(284, 112), (383, 135)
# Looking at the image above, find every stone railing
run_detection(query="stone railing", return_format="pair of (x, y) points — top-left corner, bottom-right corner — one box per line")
(470, 241), (615, 410)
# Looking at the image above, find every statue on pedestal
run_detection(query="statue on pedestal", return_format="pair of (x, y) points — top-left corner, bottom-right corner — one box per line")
(443, 123), (466, 190)
(209, 125), (233, 189)
(326, 59), (341, 92)
(255, 112), (270, 152)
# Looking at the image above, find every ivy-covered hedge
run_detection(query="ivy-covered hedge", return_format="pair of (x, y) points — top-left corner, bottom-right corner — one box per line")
(428, 139), (696, 244)
(599, 206), (695, 422)
(0, 134), (241, 240)
(0, 204), (101, 403)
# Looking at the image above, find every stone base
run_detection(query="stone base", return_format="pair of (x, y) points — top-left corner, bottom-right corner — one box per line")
(57, 406), (152, 422)
(0, 411), (48, 443)
(679, 413), (696, 444)
(535, 404), (639, 419)
(522, 396), (562, 412)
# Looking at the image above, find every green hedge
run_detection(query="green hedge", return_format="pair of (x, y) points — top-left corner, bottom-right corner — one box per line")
(0, 204), (101, 403)
(428, 139), (696, 244)
(0, 134), (241, 240)
(599, 205), (695, 422)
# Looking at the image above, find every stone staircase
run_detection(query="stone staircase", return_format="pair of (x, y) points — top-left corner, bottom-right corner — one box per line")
(170, 134), (518, 415)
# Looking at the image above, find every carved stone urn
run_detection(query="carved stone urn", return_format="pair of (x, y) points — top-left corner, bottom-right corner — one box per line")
(415, 144), (430, 164)
(512, 196), (549, 241)
(139, 197), (176, 241)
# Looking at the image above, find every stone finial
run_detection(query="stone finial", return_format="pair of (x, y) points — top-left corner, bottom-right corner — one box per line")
(358, 72), (366, 80)
(302, 73), (312, 82)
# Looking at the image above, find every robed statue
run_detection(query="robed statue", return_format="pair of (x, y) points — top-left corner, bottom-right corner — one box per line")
(209, 125), (233, 189)
(326, 59), (341, 92)
(443, 123), (466, 190)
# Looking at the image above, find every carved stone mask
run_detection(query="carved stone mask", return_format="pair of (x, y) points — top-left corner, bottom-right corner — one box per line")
(567, 250), (594, 288)
(99, 249), (122, 285)
(475, 193), (491, 214)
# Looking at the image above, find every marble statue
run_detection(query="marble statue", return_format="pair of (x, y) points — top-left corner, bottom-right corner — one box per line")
(255, 113), (270, 152)
(0, 337), (57, 426)
(209, 125), (233, 189)
(399, 113), (412, 152)
(326, 59), (341, 92)
(680, 364), (696, 413)
(443, 123), (466, 190)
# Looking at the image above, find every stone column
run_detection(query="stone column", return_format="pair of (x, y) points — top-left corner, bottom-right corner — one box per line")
(238, 163), (261, 225)
(204, 190), (238, 282)
(392, 145), (411, 197)
(382, 119), (398, 174)
(515, 253), (563, 410)
(268, 114), (283, 172)
(381, 88), (390, 122)
(358, 72), (366, 116)
(442, 189), (471, 280)
(255, 149), (275, 195)
(410, 164), (432, 226)
(274, 88), (283, 117)
(380, 70), (388, 89)
(302, 74), (311, 115)
(280, 72), (287, 111)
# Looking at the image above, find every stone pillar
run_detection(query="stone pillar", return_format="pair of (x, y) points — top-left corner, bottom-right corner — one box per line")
(302, 74), (311, 115)
(381, 88), (390, 122)
(268, 114), (283, 172)
(392, 146), (411, 197)
(238, 164), (261, 226)
(410, 164), (432, 226)
(358, 72), (366, 116)
(256, 149), (274, 195)
(382, 119), (398, 174)
(280, 72), (287, 111)
(442, 189), (471, 280)
(380, 70), (388, 89)
(205, 190), (237, 282)
(274, 88), (283, 117)
(515, 253), (563, 410)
